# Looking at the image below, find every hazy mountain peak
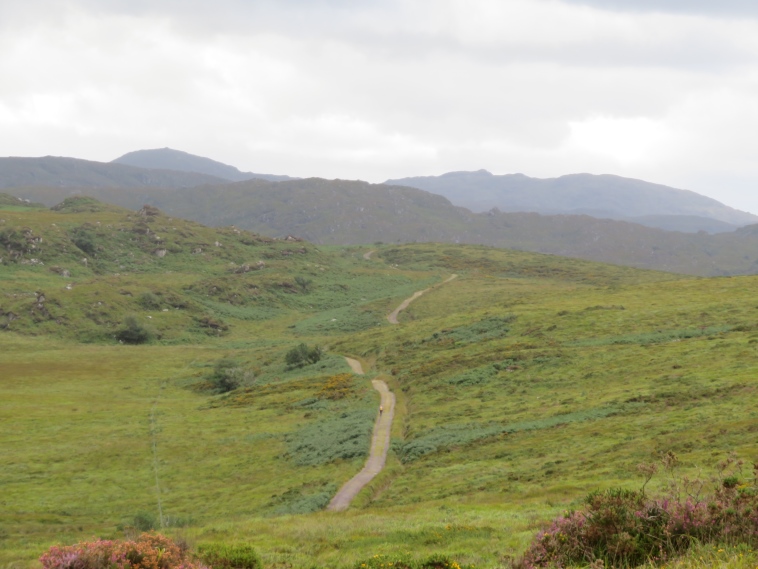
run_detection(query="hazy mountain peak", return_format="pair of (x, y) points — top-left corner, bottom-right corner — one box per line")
(439, 169), (493, 178)
(112, 148), (296, 183)
(385, 170), (758, 231)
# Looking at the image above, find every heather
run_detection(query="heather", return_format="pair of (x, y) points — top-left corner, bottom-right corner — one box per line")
(39, 533), (206, 569)
(519, 453), (758, 568)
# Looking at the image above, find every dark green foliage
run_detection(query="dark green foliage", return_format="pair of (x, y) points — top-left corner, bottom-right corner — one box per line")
(208, 358), (250, 393)
(394, 424), (504, 463)
(569, 325), (732, 347)
(115, 315), (156, 344)
(431, 316), (516, 344)
(130, 512), (157, 531)
(0, 228), (29, 256)
(395, 406), (625, 463)
(138, 291), (162, 310)
(52, 196), (115, 213)
(70, 225), (99, 255)
(285, 343), (322, 369)
(447, 365), (498, 386)
(269, 483), (337, 516)
(287, 409), (374, 465)
(294, 276), (313, 292)
(196, 543), (262, 569)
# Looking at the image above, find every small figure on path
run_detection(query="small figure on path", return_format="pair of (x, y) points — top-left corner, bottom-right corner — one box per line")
(379, 405), (384, 416)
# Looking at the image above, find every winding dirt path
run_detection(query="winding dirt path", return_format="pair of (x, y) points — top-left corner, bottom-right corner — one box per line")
(327, 358), (395, 512)
(363, 250), (375, 260)
(387, 274), (458, 324)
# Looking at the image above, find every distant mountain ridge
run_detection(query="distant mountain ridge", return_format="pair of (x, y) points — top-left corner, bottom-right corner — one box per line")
(112, 148), (296, 182)
(0, 156), (224, 189)
(385, 170), (758, 232)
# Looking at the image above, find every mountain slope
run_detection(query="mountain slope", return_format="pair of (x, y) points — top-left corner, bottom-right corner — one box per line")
(7, 179), (758, 277)
(113, 147), (296, 182)
(0, 156), (225, 189)
(385, 170), (758, 230)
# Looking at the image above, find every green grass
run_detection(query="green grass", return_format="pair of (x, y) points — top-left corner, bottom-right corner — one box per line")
(3, 210), (758, 569)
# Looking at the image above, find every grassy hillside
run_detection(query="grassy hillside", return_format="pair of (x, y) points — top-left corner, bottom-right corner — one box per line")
(8, 181), (758, 277)
(2, 203), (757, 568)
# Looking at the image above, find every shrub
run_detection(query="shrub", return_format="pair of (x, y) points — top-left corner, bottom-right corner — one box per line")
(294, 276), (313, 292)
(70, 225), (99, 256)
(131, 511), (157, 531)
(287, 409), (374, 465)
(518, 454), (758, 568)
(285, 343), (322, 368)
(209, 358), (253, 393)
(39, 532), (206, 569)
(116, 315), (156, 344)
(138, 291), (162, 310)
(196, 543), (262, 569)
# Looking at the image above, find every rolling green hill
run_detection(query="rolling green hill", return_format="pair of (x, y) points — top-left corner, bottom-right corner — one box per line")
(6, 179), (758, 277)
(2, 200), (757, 568)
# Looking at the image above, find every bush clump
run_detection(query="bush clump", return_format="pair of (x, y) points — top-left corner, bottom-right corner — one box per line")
(285, 343), (322, 369)
(209, 358), (253, 393)
(39, 532), (206, 569)
(518, 453), (758, 568)
(138, 291), (162, 310)
(116, 315), (156, 344)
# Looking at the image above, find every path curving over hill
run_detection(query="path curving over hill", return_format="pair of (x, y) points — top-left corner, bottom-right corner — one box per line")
(387, 274), (458, 324)
(363, 250), (375, 260)
(327, 358), (395, 512)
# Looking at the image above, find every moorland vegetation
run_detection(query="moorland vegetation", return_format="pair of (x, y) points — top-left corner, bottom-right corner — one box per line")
(7, 154), (758, 276)
(1, 196), (757, 569)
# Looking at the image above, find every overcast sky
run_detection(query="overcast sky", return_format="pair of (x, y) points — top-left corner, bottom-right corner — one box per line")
(2, 0), (758, 212)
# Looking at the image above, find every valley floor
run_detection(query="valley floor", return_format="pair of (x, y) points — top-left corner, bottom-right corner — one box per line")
(3, 239), (758, 568)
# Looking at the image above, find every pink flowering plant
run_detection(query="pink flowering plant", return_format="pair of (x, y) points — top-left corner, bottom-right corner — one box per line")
(40, 532), (208, 569)
(518, 453), (758, 568)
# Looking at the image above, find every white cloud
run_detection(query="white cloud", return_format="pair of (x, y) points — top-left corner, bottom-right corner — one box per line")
(2, 0), (758, 212)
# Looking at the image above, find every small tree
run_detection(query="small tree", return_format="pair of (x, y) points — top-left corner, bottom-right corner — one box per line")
(294, 276), (313, 292)
(285, 343), (322, 369)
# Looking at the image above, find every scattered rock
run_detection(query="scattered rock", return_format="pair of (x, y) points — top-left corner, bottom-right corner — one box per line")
(154, 249), (167, 258)
(138, 205), (161, 217)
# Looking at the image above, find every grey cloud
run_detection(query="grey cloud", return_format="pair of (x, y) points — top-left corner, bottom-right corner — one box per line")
(559, 0), (758, 17)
